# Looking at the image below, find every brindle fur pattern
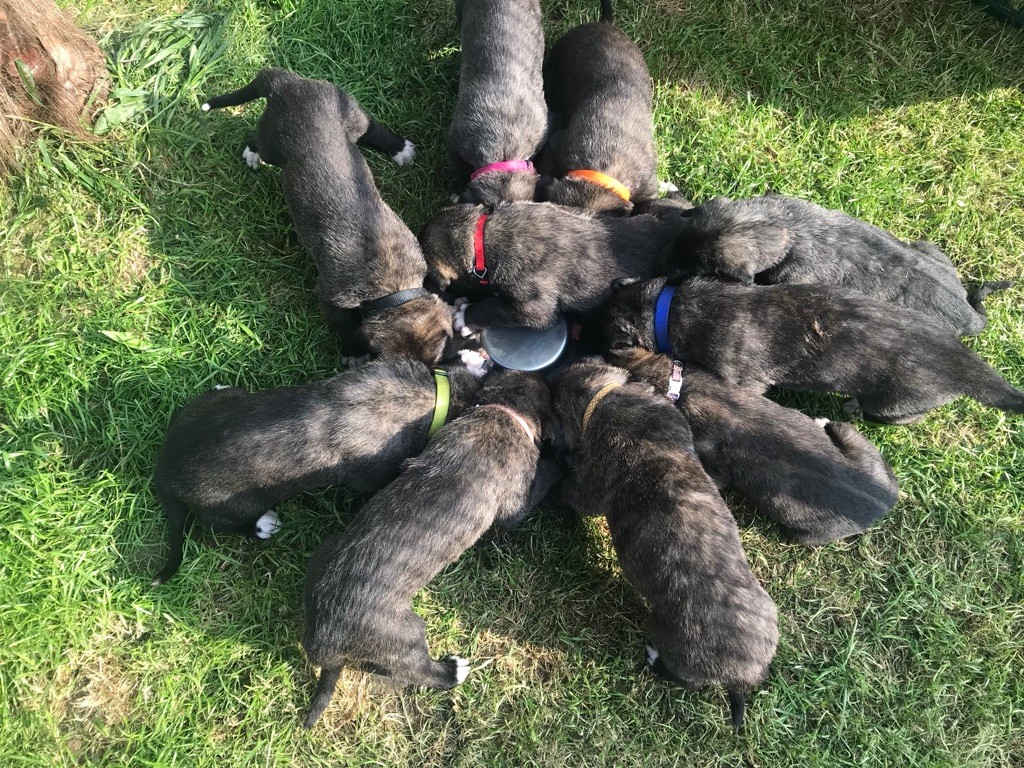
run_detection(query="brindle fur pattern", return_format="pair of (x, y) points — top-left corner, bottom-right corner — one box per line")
(552, 358), (779, 718)
(151, 360), (482, 584)
(667, 193), (1011, 335)
(611, 348), (899, 545)
(602, 277), (1024, 423)
(301, 370), (562, 727)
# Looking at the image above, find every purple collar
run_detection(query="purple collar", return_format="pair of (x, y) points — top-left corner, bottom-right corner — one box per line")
(470, 160), (535, 182)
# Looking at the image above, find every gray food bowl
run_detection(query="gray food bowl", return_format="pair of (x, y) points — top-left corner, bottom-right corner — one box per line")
(481, 316), (569, 373)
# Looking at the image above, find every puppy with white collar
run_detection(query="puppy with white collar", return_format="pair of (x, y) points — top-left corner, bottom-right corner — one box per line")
(301, 370), (561, 727)
(201, 68), (452, 363)
(448, 0), (547, 205)
(552, 357), (779, 731)
(151, 360), (480, 585)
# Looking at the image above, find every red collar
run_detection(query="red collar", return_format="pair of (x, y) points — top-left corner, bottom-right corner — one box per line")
(472, 214), (489, 286)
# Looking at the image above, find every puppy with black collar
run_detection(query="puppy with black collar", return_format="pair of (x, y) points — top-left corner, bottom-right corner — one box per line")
(151, 360), (480, 585)
(539, 0), (658, 214)
(420, 202), (679, 332)
(602, 276), (1024, 424)
(552, 357), (779, 731)
(667, 193), (1012, 335)
(301, 370), (561, 727)
(611, 348), (900, 545)
(201, 68), (452, 363)
(448, 0), (547, 205)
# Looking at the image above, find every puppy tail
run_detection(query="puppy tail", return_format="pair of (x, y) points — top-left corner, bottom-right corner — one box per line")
(599, 0), (614, 23)
(728, 689), (745, 733)
(200, 69), (274, 111)
(303, 666), (342, 729)
(967, 280), (1014, 315)
(151, 482), (190, 586)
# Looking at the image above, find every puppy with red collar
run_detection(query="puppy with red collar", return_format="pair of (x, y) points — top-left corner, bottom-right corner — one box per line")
(448, 0), (547, 205)
(539, 1), (658, 214)
(301, 370), (561, 727)
(552, 357), (778, 731)
(201, 68), (452, 364)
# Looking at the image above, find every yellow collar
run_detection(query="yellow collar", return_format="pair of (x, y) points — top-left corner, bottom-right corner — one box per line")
(565, 169), (632, 203)
(581, 382), (622, 434)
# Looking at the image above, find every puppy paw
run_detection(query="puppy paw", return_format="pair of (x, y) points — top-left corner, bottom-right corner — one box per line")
(254, 511), (280, 539)
(392, 139), (415, 166)
(658, 180), (680, 194)
(459, 348), (490, 378)
(452, 298), (477, 338)
(449, 192), (461, 204)
(814, 417), (830, 427)
(340, 354), (372, 368)
(444, 655), (471, 685)
(213, 384), (231, 390)
(645, 644), (660, 666)
(200, 102), (212, 112)
(242, 145), (263, 170)
(842, 398), (860, 417)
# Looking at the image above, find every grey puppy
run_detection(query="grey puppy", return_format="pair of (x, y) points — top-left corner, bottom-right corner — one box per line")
(420, 202), (680, 331)
(151, 360), (480, 585)
(539, 1), (658, 214)
(448, 0), (547, 205)
(201, 68), (453, 364)
(611, 348), (900, 545)
(301, 370), (561, 727)
(602, 276), (1024, 424)
(667, 193), (1012, 335)
(552, 358), (779, 731)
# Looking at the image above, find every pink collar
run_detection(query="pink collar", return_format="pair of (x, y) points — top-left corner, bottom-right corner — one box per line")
(470, 160), (535, 182)
(477, 403), (537, 443)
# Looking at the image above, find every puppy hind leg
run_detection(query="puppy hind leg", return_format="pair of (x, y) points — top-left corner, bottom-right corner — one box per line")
(358, 120), (415, 166)
(388, 611), (470, 689)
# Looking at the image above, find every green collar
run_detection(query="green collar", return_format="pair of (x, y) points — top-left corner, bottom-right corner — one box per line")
(428, 368), (450, 439)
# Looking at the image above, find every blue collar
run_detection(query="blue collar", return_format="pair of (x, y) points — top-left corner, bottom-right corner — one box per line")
(653, 285), (675, 354)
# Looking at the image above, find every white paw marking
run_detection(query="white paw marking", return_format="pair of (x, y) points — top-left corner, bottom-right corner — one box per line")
(213, 384), (230, 390)
(459, 348), (490, 378)
(452, 298), (475, 337)
(200, 102), (211, 112)
(255, 511), (280, 539)
(452, 656), (471, 684)
(814, 417), (830, 427)
(449, 192), (461, 204)
(645, 644), (660, 666)
(242, 146), (262, 170)
(659, 181), (679, 194)
(392, 140), (415, 166)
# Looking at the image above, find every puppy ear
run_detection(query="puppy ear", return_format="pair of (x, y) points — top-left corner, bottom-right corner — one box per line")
(611, 277), (641, 292)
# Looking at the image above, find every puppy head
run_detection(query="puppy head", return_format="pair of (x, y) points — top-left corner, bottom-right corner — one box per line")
(462, 172), (540, 206)
(360, 294), (454, 365)
(606, 347), (671, 391)
(419, 205), (482, 292)
(551, 357), (630, 452)
(600, 276), (667, 352)
(539, 176), (633, 215)
(476, 370), (558, 445)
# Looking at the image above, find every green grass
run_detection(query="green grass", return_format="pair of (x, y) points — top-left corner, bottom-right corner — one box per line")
(2, 0), (1024, 765)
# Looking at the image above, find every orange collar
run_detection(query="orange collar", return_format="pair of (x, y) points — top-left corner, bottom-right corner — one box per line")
(565, 169), (631, 202)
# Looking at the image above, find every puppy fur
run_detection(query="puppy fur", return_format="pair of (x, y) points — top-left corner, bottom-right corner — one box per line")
(151, 360), (481, 585)
(201, 68), (452, 363)
(552, 358), (778, 729)
(667, 194), (1012, 335)
(420, 202), (680, 329)
(448, 0), (547, 205)
(611, 348), (899, 545)
(602, 276), (1024, 424)
(540, 4), (658, 214)
(301, 370), (561, 727)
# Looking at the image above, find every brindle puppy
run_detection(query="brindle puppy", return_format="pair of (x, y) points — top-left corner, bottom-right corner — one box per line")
(151, 360), (480, 585)
(602, 277), (1024, 424)
(448, 0), (547, 205)
(539, 1), (658, 214)
(552, 358), (778, 731)
(201, 68), (452, 363)
(301, 370), (561, 727)
(611, 348), (900, 545)
(667, 193), (1011, 335)
(420, 202), (679, 331)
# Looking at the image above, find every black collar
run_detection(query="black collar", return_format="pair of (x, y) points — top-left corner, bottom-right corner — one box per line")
(359, 287), (431, 315)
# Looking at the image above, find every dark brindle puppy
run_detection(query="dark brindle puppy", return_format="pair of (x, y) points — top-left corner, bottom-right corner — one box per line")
(552, 358), (778, 730)
(448, 0), (547, 205)
(201, 68), (452, 363)
(539, 1), (658, 214)
(301, 370), (561, 727)
(667, 194), (1012, 335)
(602, 277), (1024, 424)
(151, 360), (480, 585)
(419, 202), (679, 331)
(611, 348), (899, 545)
